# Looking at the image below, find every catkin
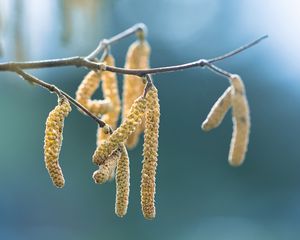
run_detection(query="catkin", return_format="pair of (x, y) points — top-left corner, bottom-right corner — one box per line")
(75, 65), (111, 116)
(44, 96), (71, 188)
(228, 74), (250, 166)
(122, 40), (151, 148)
(97, 54), (121, 146)
(92, 147), (122, 184)
(141, 86), (160, 219)
(202, 86), (232, 131)
(115, 143), (130, 217)
(93, 96), (146, 165)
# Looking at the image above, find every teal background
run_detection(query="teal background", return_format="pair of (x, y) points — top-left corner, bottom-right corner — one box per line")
(0, 0), (299, 239)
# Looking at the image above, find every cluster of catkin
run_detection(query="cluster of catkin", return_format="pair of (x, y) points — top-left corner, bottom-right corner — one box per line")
(92, 84), (160, 219)
(41, 34), (251, 220)
(202, 74), (250, 166)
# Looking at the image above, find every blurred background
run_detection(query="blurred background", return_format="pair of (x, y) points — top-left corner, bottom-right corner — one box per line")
(0, 0), (299, 239)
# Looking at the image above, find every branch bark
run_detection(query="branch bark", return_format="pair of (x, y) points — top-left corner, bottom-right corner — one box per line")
(0, 23), (267, 127)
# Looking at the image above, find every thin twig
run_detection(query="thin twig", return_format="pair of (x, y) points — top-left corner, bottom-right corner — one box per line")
(86, 23), (147, 60)
(209, 35), (268, 63)
(14, 68), (106, 127)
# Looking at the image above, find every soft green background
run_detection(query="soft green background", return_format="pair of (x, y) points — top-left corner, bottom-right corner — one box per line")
(0, 0), (299, 239)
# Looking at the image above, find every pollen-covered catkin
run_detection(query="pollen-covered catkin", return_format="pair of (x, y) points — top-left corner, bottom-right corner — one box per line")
(228, 74), (250, 166)
(92, 147), (122, 184)
(115, 143), (130, 217)
(141, 86), (160, 219)
(122, 40), (151, 148)
(93, 96), (146, 165)
(202, 86), (232, 131)
(75, 65), (111, 116)
(44, 97), (71, 188)
(97, 54), (121, 146)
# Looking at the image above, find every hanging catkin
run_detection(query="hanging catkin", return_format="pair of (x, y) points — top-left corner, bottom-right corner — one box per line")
(202, 86), (232, 131)
(115, 143), (130, 217)
(93, 96), (146, 165)
(122, 40), (151, 148)
(92, 147), (122, 184)
(44, 96), (71, 188)
(97, 54), (121, 146)
(75, 63), (111, 116)
(141, 85), (160, 219)
(228, 74), (250, 166)
(94, 54), (122, 180)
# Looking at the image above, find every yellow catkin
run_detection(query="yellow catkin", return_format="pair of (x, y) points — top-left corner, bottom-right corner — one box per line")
(122, 40), (151, 148)
(202, 86), (232, 131)
(228, 74), (250, 166)
(75, 65), (111, 116)
(115, 143), (130, 217)
(44, 97), (72, 188)
(93, 96), (146, 165)
(92, 147), (121, 184)
(97, 54), (121, 146)
(141, 86), (160, 219)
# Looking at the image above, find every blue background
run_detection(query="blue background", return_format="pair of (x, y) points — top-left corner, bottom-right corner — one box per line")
(0, 0), (299, 239)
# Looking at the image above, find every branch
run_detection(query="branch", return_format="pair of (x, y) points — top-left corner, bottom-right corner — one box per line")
(14, 68), (106, 127)
(0, 23), (268, 127)
(0, 35), (267, 78)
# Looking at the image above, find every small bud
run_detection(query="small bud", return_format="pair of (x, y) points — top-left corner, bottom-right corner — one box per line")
(102, 124), (111, 134)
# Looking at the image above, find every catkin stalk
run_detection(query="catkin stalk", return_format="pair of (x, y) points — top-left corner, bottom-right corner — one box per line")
(228, 74), (250, 166)
(141, 86), (160, 219)
(202, 86), (232, 131)
(93, 96), (146, 165)
(44, 97), (71, 188)
(122, 40), (151, 148)
(115, 143), (130, 217)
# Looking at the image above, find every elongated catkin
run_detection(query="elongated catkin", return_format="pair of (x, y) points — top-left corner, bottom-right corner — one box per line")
(202, 86), (232, 131)
(115, 143), (130, 217)
(122, 40), (151, 148)
(228, 74), (250, 166)
(75, 65), (111, 116)
(141, 86), (160, 219)
(97, 54), (121, 146)
(92, 147), (121, 184)
(93, 96), (146, 165)
(44, 97), (71, 188)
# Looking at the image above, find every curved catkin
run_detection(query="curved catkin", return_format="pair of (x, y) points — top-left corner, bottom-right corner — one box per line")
(93, 96), (146, 165)
(75, 66), (111, 116)
(141, 86), (160, 219)
(228, 74), (250, 166)
(115, 143), (130, 217)
(122, 40), (151, 149)
(97, 54), (121, 146)
(202, 86), (232, 131)
(92, 148), (121, 184)
(44, 97), (71, 188)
